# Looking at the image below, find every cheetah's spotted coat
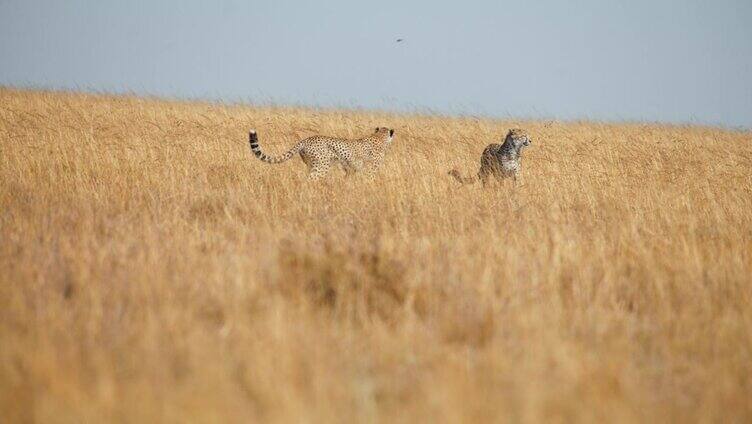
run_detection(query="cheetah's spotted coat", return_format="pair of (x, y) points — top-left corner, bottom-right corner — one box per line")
(449, 128), (532, 186)
(249, 127), (395, 179)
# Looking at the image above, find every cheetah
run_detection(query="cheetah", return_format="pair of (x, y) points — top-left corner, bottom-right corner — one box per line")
(248, 127), (395, 179)
(449, 128), (531, 186)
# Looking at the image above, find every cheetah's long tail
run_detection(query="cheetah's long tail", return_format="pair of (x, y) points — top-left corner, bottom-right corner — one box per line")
(448, 169), (478, 185)
(248, 130), (303, 164)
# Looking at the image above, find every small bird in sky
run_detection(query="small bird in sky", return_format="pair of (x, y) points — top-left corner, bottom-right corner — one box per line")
(396, 38), (404, 43)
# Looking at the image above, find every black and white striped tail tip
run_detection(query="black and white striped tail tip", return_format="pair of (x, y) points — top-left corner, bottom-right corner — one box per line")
(248, 131), (263, 158)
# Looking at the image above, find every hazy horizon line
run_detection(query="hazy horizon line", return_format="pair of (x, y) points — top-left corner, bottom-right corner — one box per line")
(3, 82), (749, 132)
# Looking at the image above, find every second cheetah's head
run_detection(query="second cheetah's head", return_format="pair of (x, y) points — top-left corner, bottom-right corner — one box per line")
(505, 128), (532, 150)
(375, 127), (395, 143)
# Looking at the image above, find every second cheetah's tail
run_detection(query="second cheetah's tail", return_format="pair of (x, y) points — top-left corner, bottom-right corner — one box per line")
(448, 169), (477, 185)
(248, 130), (303, 164)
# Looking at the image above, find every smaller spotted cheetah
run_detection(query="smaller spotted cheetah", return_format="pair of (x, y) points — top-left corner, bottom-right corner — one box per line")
(249, 127), (395, 179)
(449, 128), (532, 186)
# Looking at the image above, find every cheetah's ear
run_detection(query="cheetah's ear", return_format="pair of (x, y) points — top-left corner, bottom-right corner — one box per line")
(389, 129), (395, 137)
(375, 127), (380, 133)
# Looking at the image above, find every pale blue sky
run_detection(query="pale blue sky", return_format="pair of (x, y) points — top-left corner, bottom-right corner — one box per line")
(1, 0), (751, 127)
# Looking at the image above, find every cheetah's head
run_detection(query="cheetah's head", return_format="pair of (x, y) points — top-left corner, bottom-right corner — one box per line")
(375, 127), (395, 143)
(505, 128), (532, 150)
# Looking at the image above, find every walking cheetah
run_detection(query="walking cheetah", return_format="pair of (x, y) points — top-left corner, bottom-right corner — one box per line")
(449, 128), (532, 186)
(248, 127), (395, 179)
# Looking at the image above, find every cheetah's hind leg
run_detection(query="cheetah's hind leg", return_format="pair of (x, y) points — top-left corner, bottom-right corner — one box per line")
(307, 164), (329, 180)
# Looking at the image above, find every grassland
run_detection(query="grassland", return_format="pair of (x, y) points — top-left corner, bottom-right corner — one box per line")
(1, 88), (751, 423)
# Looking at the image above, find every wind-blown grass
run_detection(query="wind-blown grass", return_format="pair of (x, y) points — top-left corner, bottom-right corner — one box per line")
(1, 88), (751, 422)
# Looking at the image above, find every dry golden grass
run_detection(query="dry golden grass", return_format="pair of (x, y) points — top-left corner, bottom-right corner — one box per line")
(1, 87), (751, 423)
